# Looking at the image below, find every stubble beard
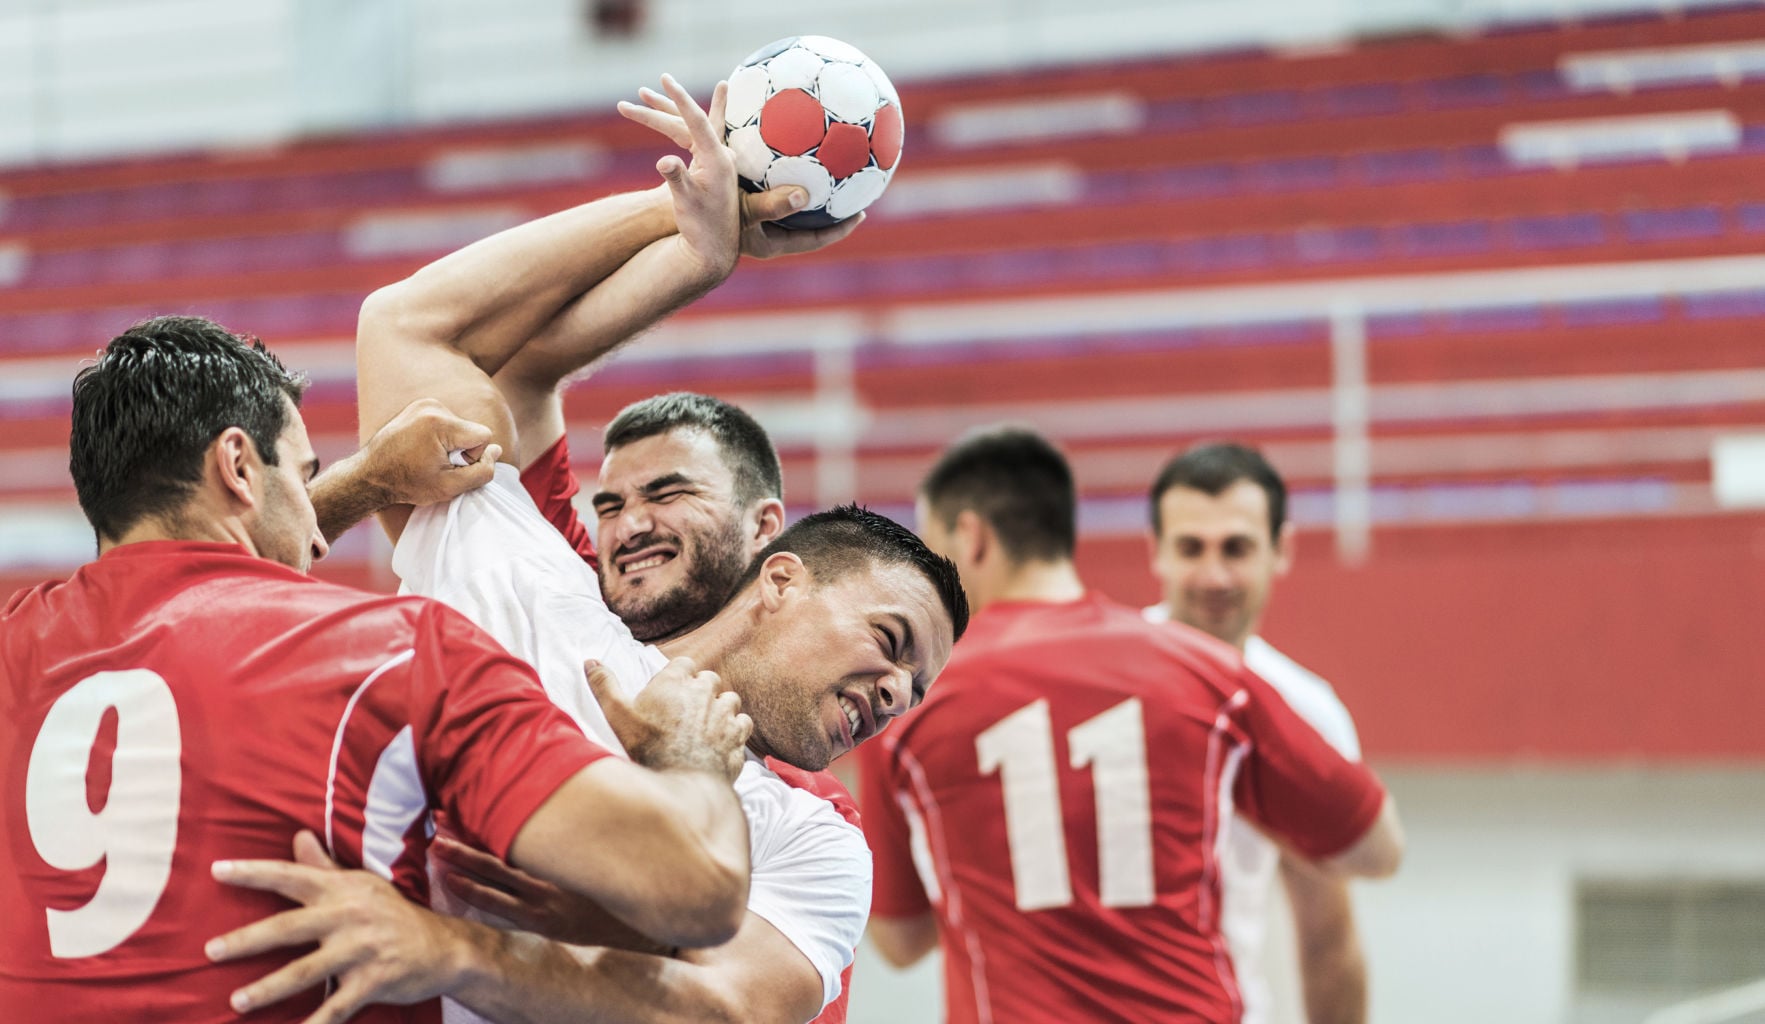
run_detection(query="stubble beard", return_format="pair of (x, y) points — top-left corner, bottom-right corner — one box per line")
(604, 515), (752, 643)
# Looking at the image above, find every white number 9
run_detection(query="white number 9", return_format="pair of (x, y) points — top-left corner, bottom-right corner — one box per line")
(25, 669), (183, 958)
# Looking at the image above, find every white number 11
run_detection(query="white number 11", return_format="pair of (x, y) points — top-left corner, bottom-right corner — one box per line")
(975, 697), (1154, 911)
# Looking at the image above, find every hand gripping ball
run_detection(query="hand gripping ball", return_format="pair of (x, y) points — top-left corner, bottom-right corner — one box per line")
(724, 36), (904, 229)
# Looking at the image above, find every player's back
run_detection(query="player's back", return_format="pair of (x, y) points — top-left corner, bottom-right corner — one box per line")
(0, 541), (572, 1023)
(868, 591), (1384, 1024)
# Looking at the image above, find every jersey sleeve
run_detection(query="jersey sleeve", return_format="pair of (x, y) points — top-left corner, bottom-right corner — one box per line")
(740, 763), (871, 1010)
(1243, 637), (1362, 760)
(856, 736), (933, 919)
(1229, 665), (1385, 862)
(407, 600), (612, 860)
(519, 434), (598, 571)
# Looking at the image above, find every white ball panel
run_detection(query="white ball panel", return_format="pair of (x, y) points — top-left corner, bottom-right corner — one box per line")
(728, 124), (774, 183)
(818, 62), (880, 124)
(800, 35), (868, 64)
(764, 46), (825, 93)
(725, 65), (772, 129)
(826, 166), (891, 219)
(765, 156), (836, 210)
(860, 60), (899, 107)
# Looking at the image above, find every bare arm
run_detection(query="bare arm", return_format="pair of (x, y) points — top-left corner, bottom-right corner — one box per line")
(356, 76), (740, 482)
(308, 399), (500, 542)
(867, 914), (938, 969)
(507, 659), (753, 949)
(453, 912), (824, 1024)
(493, 81), (862, 462)
(210, 836), (823, 1024)
(1319, 794), (1403, 879)
(1280, 855), (1367, 1024)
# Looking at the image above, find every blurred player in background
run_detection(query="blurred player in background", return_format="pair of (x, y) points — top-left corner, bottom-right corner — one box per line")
(207, 75), (964, 1024)
(0, 316), (754, 1023)
(858, 426), (1402, 1024)
(1147, 443), (1370, 1024)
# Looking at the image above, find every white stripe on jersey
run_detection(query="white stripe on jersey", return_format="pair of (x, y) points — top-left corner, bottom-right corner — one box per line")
(897, 743), (996, 1024)
(324, 648), (416, 862)
(361, 725), (425, 878)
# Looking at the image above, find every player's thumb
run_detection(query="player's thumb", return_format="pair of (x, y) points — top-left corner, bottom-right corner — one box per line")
(291, 830), (339, 872)
(746, 186), (809, 224)
(445, 415), (495, 451)
(451, 443), (501, 493)
(583, 659), (628, 713)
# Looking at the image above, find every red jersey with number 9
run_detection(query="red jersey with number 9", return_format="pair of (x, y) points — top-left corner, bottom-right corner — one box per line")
(858, 591), (1386, 1024)
(0, 541), (608, 1022)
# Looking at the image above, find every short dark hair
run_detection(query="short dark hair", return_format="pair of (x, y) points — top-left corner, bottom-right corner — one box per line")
(603, 392), (783, 508)
(70, 315), (308, 542)
(735, 503), (968, 642)
(919, 426), (1076, 563)
(1149, 442), (1287, 540)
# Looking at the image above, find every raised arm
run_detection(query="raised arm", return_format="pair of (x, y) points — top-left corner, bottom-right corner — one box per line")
(358, 77), (765, 478)
(491, 80), (862, 462)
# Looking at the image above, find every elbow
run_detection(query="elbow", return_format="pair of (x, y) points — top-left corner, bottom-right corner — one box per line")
(641, 852), (748, 950)
(867, 917), (937, 969)
(1350, 798), (1406, 879)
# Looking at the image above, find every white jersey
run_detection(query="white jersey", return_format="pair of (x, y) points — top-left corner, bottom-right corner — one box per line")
(1143, 605), (1361, 1024)
(397, 467), (869, 1015)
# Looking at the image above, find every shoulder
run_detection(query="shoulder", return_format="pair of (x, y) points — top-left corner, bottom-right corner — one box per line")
(739, 760), (868, 865)
(1243, 636), (1361, 756)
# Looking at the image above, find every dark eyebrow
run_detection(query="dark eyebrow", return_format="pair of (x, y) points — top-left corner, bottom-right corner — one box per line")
(592, 473), (700, 510)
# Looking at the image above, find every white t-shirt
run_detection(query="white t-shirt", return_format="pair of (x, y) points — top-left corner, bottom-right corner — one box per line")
(396, 467), (869, 1014)
(1143, 604), (1361, 1024)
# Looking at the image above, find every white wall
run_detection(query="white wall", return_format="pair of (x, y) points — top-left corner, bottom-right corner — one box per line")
(848, 767), (1765, 1023)
(1, 0), (1749, 166)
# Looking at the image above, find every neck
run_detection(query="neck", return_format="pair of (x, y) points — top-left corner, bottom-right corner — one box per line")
(101, 508), (254, 557)
(1157, 601), (1253, 652)
(654, 611), (736, 676)
(976, 558), (1086, 612)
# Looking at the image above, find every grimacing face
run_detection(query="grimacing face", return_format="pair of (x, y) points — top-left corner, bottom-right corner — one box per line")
(1151, 480), (1290, 650)
(721, 557), (954, 772)
(592, 429), (755, 643)
(254, 405), (327, 573)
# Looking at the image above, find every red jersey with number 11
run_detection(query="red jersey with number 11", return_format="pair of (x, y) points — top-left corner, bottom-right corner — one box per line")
(0, 542), (608, 1023)
(859, 592), (1385, 1024)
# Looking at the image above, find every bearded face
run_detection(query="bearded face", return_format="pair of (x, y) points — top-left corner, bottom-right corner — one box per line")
(593, 429), (760, 644)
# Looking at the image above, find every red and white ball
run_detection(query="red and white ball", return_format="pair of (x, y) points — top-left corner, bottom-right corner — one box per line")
(724, 36), (903, 229)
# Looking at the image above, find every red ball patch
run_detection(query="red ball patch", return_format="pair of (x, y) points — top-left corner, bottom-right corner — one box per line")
(759, 89), (826, 157)
(870, 102), (903, 171)
(817, 121), (872, 180)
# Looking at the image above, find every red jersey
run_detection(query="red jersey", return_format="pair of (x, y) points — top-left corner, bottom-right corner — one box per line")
(858, 592), (1385, 1024)
(520, 434), (598, 571)
(524, 440), (859, 1022)
(0, 542), (608, 1023)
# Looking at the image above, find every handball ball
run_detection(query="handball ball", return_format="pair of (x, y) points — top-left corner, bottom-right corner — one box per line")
(724, 36), (903, 229)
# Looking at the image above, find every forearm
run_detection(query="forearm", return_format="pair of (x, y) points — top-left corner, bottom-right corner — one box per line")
(309, 448), (394, 543)
(510, 764), (751, 949)
(1299, 942), (1367, 1024)
(371, 187), (678, 379)
(492, 231), (740, 452)
(453, 936), (746, 1024)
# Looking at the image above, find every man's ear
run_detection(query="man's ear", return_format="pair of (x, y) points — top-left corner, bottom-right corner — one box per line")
(749, 498), (787, 554)
(755, 550), (808, 614)
(1273, 520), (1296, 578)
(952, 508), (990, 568)
(210, 427), (260, 510)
